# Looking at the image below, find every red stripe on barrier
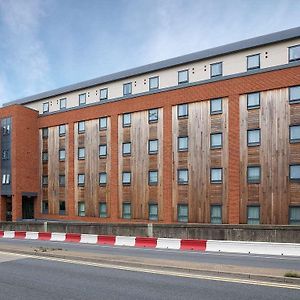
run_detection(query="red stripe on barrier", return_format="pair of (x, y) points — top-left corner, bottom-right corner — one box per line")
(38, 232), (52, 240)
(65, 233), (81, 243)
(180, 239), (207, 251)
(135, 237), (157, 248)
(97, 235), (116, 245)
(14, 231), (26, 239)
(0, 230), (4, 238)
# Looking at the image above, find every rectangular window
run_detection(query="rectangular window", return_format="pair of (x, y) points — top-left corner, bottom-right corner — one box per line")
(42, 151), (48, 162)
(99, 117), (107, 130)
(177, 104), (188, 118)
(59, 149), (66, 161)
(59, 175), (65, 187)
(2, 150), (9, 160)
(247, 54), (260, 70)
(247, 92), (260, 109)
(60, 98), (67, 110)
(59, 201), (66, 215)
(290, 164), (300, 181)
(59, 124), (66, 136)
(99, 202), (107, 218)
(100, 88), (108, 100)
(247, 166), (261, 183)
(2, 174), (10, 185)
(210, 205), (222, 224)
(148, 108), (158, 123)
(99, 144), (107, 158)
(247, 206), (260, 225)
(149, 76), (159, 90)
(178, 136), (188, 152)
(78, 147), (85, 160)
(289, 206), (300, 225)
(210, 98), (222, 114)
(99, 172), (107, 186)
(149, 203), (158, 221)
(78, 202), (85, 217)
(289, 45), (300, 62)
(177, 169), (188, 184)
(122, 203), (131, 219)
(122, 142), (131, 156)
(42, 128), (48, 139)
(148, 139), (158, 154)
(122, 172), (131, 185)
(247, 129), (261, 146)
(123, 82), (132, 96)
(43, 102), (49, 113)
(290, 125), (300, 143)
(78, 121), (85, 133)
(148, 170), (158, 185)
(289, 86), (300, 103)
(42, 176), (48, 186)
(211, 168), (222, 183)
(177, 204), (188, 222)
(78, 174), (85, 186)
(122, 113), (131, 127)
(210, 133), (222, 149)
(42, 201), (49, 214)
(79, 93), (86, 106)
(2, 174), (6, 185)
(210, 62), (222, 77)
(178, 70), (189, 84)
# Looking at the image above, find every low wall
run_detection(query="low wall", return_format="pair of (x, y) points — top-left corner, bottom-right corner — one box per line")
(0, 222), (299, 243)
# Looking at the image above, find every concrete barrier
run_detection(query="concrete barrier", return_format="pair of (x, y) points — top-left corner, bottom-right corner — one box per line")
(80, 234), (98, 244)
(3, 231), (15, 238)
(115, 236), (136, 246)
(25, 232), (39, 240)
(50, 232), (66, 242)
(157, 238), (181, 249)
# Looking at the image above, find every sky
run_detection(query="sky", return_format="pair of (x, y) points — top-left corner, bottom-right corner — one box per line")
(0, 0), (300, 105)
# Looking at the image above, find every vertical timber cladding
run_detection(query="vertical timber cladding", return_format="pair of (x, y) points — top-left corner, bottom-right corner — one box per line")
(118, 109), (163, 220)
(172, 100), (229, 223)
(240, 88), (300, 224)
(74, 118), (111, 217)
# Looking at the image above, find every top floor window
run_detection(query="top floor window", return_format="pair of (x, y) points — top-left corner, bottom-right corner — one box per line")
(99, 117), (107, 130)
(122, 113), (131, 127)
(148, 109), (158, 123)
(247, 92), (260, 109)
(247, 54), (260, 70)
(78, 121), (85, 133)
(42, 128), (48, 139)
(43, 102), (49, 113)
(79, 93), (86, 106)
(100, 88), (108, 100)
(59, 124), (66, 136)
(2, 119), (11, 136)
(60, 98), (67, 110)
(178, 70), (189, 84)
(210, 98), (222, 114)
(289, 86), (300, 104)
(149, 76), (159, 90)
(177, 104), (188, 119)
(210, 62), (222, 78)
(289, 45), (300, 62)
(123, 82), (132, 96)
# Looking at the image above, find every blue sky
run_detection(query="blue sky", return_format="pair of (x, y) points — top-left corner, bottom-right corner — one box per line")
(0, 0), (300, 105)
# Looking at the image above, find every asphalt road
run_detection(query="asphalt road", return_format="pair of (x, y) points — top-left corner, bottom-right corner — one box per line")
(0, 252), (299, 300)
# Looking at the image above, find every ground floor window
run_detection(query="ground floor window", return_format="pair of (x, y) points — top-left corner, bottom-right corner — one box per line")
(122, 203), (131, 219)
(289, 206), (300, 225)
(177, 204), (188, 222)
(149, 203), (158, 221)
(247, 206), (260, 224)
(78, 202), (85, 217)
(210, 205), (222, 224)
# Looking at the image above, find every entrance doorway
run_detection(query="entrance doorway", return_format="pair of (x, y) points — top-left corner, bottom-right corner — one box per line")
(22, 196), (35, 219)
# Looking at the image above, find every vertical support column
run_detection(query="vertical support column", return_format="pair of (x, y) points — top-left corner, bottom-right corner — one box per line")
(228, 94), (240, 224)
(68, 122), (75, 217)
(163, 105), (172, 223)
(12, 192), (22, 221)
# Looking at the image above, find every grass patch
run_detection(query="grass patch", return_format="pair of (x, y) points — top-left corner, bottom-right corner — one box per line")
(284, 272), (300, 278)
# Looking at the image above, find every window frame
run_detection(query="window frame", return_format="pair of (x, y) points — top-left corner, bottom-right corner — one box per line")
(148, 108), (159, 123)
(148, 139), (158, 155)
(148, 203), (158, 221)
(78, 201), (85, 217)
(43, 102), (49, 113)
(78, 121), (85, 133)
(42, 176), (48, 186)
(78, 174), (85, 187)
(247, 92), (261, 109)
(177, 204), (188, 223)
(42, 128), (48, 139)
(289, 206), (300, 225)
(59, 98), (67, 110)
(177, 169), (188, 185)
(210, 98), (223, 115)
(122, 171), (131, 185)
(122, 113), (131, 127)
(210, 132), (223, 149)
(122, 202), (131, 219)
(59, 201), (66, 215)
(79, 93), (86, 106)
(149, 76), (159, 90)
(177, 103), (189, 119)
(78, 147), (85, 160)
(99, 144), (107, 158)
(247, 166), (261, 183)
(59, 149), (66, 161)
(210, 62), (223, 78)
(122, 142), (131, 156)
(210, 168), (223, 184)
(42, 201), (49, 214)
(123, 82), (132, 96)
(178, 69), (189, 85)
(247, 128), (261, 146)
(288, 44), (300, 62)
(289, 164), (300, 182)
(247, 205), (260, 225)
(289, 86), (300, 104)
(148, 170), (158, 186)
(42, 151), (48, 163)
(178, 136), (188, 152)
(59, 175), (65, 187)
(99, 172), (107, 186)
(247, 53), (260, 71)
(59, 124), (66, 137)
(210, 204), (222, 224)
(289, 124), (300, 143)
(100, 88), (108, 101)
(99, 202), (107, 218)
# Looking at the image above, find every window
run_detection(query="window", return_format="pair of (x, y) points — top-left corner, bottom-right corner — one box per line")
(59, 124), (66, 136)
(178, 169), (188, 184)
(2, 149), (9, 160)
(99, 144), (107, 158)
(59, 175), (65, 187)
(78, 147), (85, 160)
(210, 62), (222, 77)
(247, 92), (260, 109)
(148, 139), (158, 154)
(59, 201), (66, 215)
(289, 206), (300, 225)
(42, 201), (49, 214)
(122, 142), (131, 156)
(99, 117), (107, 130)
(178, 204), (188, 222)
(211, 205), (222, 224)
(59, 149), (66, 161)
(289, 86), (300, 103)
(100, 88), (108, 100)
(1, 174), (5, 184)
(247, 54), (260, 70)
(122, 113), (131, 127)
(78, 202), (85, 216)
(2, 174), (10, 185)
(177, 104), (188, 118)
(247, 129), (260, 146)
(78, 174), (85, 186)
(42, 176), (48, 186)
(78, 121), (85, 133)
(99, 172), (107, 186)
(247, 206), (260, 225)
(210, 98), (222, 114)
(211, 168), (222, 183)
(60, 98), (67, 110)
(149, 203), (158, 221)
(177, 136), (188, 152)
(122, 203), (131, 219)
(247, 166), (261, 183)
(178, 70), (189, 84)
(148, 170), (158, 185)
(43, 102), (49, 113)
(42, 128), (48, 139)
(149, 76), (159, 90)
(148, 108), (158, 123)
(123, 82), (132, 96)
(79, 93), (86, 106)
(122, 172), (131, 185)
(99, 202), (107, 218)
(42, 151), (48, 162)
(289, 45), (300, 62)
(289, 165), (300, 181)
(210, 133), (222, 149)
(290, 125), (300, 143)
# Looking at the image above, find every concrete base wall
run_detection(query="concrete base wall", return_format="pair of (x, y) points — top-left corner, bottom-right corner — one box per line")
(0, 222), (300, 243)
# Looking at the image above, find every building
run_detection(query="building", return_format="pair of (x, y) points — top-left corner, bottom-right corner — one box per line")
(1, 27), (300, 225)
